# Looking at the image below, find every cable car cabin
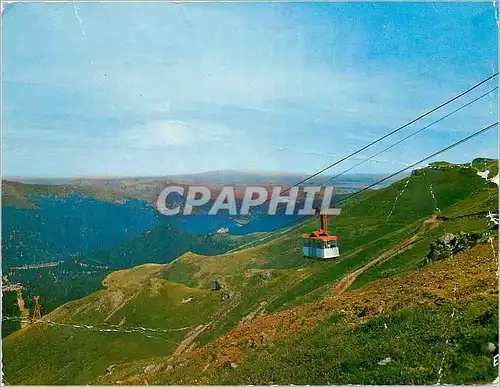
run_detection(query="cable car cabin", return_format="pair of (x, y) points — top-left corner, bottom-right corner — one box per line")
(302, 214), (340, 260)
(302, 234), (339, 259)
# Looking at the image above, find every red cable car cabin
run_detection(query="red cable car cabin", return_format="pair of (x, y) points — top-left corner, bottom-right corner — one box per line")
(302, 214), (340, 259)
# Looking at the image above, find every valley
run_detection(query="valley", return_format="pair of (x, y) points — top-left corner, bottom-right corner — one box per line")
(1, 173), (367, 334)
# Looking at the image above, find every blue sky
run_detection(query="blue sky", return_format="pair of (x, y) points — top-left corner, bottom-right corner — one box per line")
(2, 2), (498, 177)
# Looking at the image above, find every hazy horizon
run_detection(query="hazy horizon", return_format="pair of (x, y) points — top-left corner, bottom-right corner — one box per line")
(3, 168), (395, 181)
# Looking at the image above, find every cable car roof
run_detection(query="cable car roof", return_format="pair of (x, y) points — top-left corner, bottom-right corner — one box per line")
(301, 234), (338, 241)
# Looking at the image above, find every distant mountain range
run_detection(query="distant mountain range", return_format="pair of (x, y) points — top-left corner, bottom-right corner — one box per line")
(5, 169), (404, 190)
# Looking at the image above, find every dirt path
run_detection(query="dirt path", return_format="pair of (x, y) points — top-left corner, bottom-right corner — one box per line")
(328, 214), (439, 298)
(170, 234), (421, 367)
(171, 219), (427, 363)
(104, 290), (142, 322)
(329, 234), (419, 297)
(173, 323), (211, 355)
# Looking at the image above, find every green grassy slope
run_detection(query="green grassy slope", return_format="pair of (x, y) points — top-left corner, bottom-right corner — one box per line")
(3, 265), (218, 385)
(2, 160), (498, 385)
(214, 300), (497, 385)
(470, 157), (499, 177)
(101, 240), (498, 385)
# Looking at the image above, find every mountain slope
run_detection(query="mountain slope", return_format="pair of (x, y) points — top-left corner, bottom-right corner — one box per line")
(2, 223), (256, 330)
(2, 180), (260, 324)
(102, 240), (498, 385)
(2, 159), (498, 385)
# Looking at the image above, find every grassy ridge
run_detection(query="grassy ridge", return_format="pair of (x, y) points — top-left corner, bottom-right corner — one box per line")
(3, 264), (213, 385)
(2, 160), (498, 385)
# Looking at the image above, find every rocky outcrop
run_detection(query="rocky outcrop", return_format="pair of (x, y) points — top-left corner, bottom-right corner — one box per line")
(214, 278), (223, 291)
(426, 232), (487, 263)
(220, 292), (233, 302)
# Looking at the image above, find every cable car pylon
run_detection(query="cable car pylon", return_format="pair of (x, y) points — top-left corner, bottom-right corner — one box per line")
(32, 296), (41, 322)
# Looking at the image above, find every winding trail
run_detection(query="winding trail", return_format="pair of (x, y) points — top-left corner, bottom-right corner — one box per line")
(173, 323), (211, 355)
(329, 234), (420, 297)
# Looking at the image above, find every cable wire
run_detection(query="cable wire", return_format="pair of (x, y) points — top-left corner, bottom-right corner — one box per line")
(229, 122), (498, 252)
(210, 73), (498, 235)
(262, 72), (498, 200)
(320, 86), (498, 186)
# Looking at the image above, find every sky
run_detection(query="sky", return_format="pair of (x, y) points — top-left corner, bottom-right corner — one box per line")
(1, 2), (498, 177)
